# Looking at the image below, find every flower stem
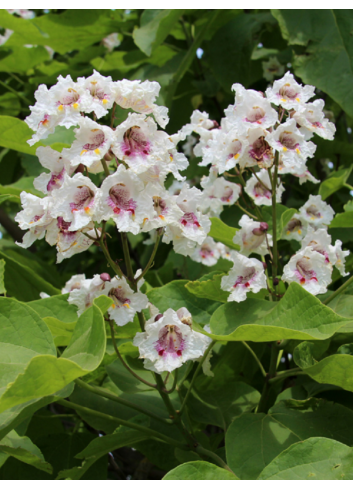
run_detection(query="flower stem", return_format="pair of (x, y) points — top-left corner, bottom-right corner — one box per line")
(270, 152), (279, 299)
(109, 321), (157, 389)
(74, 378), (170, 424)
(323, 274), (353, 305)
(256, 343), (278, 414)
(268, 367), (305, 384)
(165, 369), (179, 394)
(179, 341), (216, 414)
(57, 399), (188, 450)
(99, 233), (123, 278)
(242, 341), (266, 377)
(121, 232), (135, 284)
(195, 445), (236, 475)
(135, 230), (163, 283)
(100, 158), (110, 178)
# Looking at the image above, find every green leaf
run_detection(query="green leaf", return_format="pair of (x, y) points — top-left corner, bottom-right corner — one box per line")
(133, 10), (183, 56)
(0, 302), (106, 414)
(294, 341), (353, 392)
(0, 93), (21, 117)
(257, 437), (353, 480)
(0, 430), (52, 474)
(147, 280), (221, 324)
(0, 260), (5, 295)
(0, 249), (60, 301)
(273, 9), (353, 118)
(163, 461), (239, 480)
(319, 167), (353, 200)
(279, 208), (297, 238)
(0, 194), (20, 206)
(262, 204), (290, 237)
(330, 212), (353, 228)
(185, 272), (229, 303)
(208, 217), (239, 250)
(226, 399), (353, 479)
(0, 46), (49, 74)
(205, 282), (349, 342)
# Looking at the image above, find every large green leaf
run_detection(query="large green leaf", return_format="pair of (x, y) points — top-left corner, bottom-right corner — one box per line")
(133, 10), (183, 56)
(204, 282), (350, 342)
(294, 341), (353, 392)
(0, 299), (106, 414)
(319, 167), (353, 200)
(257, 437), (353, 480)
(0, 46), (49, 74)
(147, 280), (221, 324)
(185, 272), (229, 303)
(273, 9), (353, 118)
(226, 398), (353, 479)
(163, 461), (239, 480)
(0, 260), (5, 295)
(330, 212), (353, 228)
(208, 217), (239, 250)
(0, 430), (52, 473)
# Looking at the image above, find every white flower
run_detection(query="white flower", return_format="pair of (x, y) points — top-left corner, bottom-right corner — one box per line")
(229, 84), (278, 130)
(15, 193), (54, 248)
(95, 165), (154, 235)
(282, 246), (332, 295)
(200, 176), (241, 216)
(51, 173), (97, 231)
(62, 117), (114, 168)
(78, 70), (115, 119)
(113, 79), (169, 128)
(221, 252), (267, 302)
(190, 237), (223, 266)
(294, 99), (336, 141)
(26, 107), (60, 146)
(301, 228), (336, 265)
(233, 215), (272, 256)
(332, 240), (350, 277)
(265, 119), (316, 172)
(62, 274), (86, 294)
(295, 170), (320, 185)
(133, 308), (211, 373)
(299, 195), (335, 227)
(265, 71), (315, 110)
(262, 56), (285, 82)
(112, 113), (173, 174)
(245, 169), (284, 206)
(33, 147), (77, 194)
(240, 127), (274, 169)
(141, 184), (183, 232)
(281, 214), (308, 241)
(162, 225), (198, 257)
(105, 276), (148, 326)
(68, 274), (109, 316)
(180, 110), (215, 139)
(182, 134), (197, 157)
(102, 32), (121, 51)
(175, 184), (211, 245)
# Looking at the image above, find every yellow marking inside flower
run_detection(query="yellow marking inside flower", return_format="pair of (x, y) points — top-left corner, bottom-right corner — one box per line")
(58, 105), (63, 111)
(280, 98), (287, 102)
(81, 150), (87, 155)
(310, 217), (315, 220)
(286, 230), (291, 235)
(143, 218), (148, 224)
(170, 155), (173, 161)
(72, 103), (79, 109)
(159, 215), (165, 220)
(102, 98), (108, 104)
(84, 206), (91, 214)
(298, 229), (302, 234)
(111, 304), (116, 309)
(282, 147), (287, 152)
(123, 303), (130, 308)
(144, 105), (149, 109)
(295, 97), (300, 102)
(94, 148), (100, 155)
(72, 241), (77, 246)
(234, 153), (239, 159)
(29, 220), (34, 224)
(295, 148), (300, 154)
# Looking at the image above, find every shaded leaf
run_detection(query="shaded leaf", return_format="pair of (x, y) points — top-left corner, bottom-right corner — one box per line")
(163, 461), (239, 480)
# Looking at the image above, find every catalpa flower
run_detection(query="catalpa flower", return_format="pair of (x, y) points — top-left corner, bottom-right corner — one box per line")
(301, 228), (336, 265)
(162, 225), (200, 257)
(46, 218), (97, 263)
(200, 177), (241, 217)
(133, 308), (211, 373)
(105, 275), (148, 326)
(245, 169), (284, 206)
(62, 117), (114, 168)
(179, 110), (215, 139)
(281, 214), (308, 242)
(51, 173), (97, 231)
(265, 71), (315, 110)
(299, 195), (335, 227)
(282, 246), (332, 295)
(95, 165), (154, 235)
(26, 106), (60, 146)
(265, 119), (316, 171)
(241, 127), (274, 169)
(190, 237), (223, 266)
(33, 147), (76, 194)
(68, 274), (110, 316)
(141, 183), (183, 232)
(294, 99), (336, 141)
(332, 240), (350, 277)
(112, 113), (173, 174)
(15, 193), (54, 248)
(102, 32), (121, 52)
(221, 252), (267, 302)
(62, 274), (86, 294)
(175, 185), (211, 245)
(113, 79), (169, 128)
(78, 70), (115, 119)
(233, 215), (272, 256)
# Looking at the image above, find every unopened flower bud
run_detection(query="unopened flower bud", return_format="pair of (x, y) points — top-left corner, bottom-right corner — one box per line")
(262, 262), (267, 270)
(273, 277), (279, 286)
(75, 164), (85, 174)
(104, 149), (115, 161)
(155, 313), (163, 321)
(100, 273), (111, 282)
(210, 120), (219, 130)
(252, 222), (268, 236)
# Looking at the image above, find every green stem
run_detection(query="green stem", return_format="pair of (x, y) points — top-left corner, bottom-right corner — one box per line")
(344, 183), (353, 192)
(99, 234), (123, 278)
(74, 379), (170, 424)
(323, 274), (353, 305)
(165, 369), (178, 394)
(135, 231), (162, 283)
(179, 341), (216, 414)
(0, 80), (30, 104)
(236, 202), (258, 220)
(268, 367), (305, 384)
(195, 445), (235, 475)
(57, 399), (188, 450)
(109, 321), (157, 389)
(270, 152), (279, 299)
(121, 232), (135, 285)
(256, 343), (278, 414)
(101, 158), (110, 177)
(242, 341), (266, 377)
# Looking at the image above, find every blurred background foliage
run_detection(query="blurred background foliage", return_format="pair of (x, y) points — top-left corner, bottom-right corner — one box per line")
(0, 8), (353, 299)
